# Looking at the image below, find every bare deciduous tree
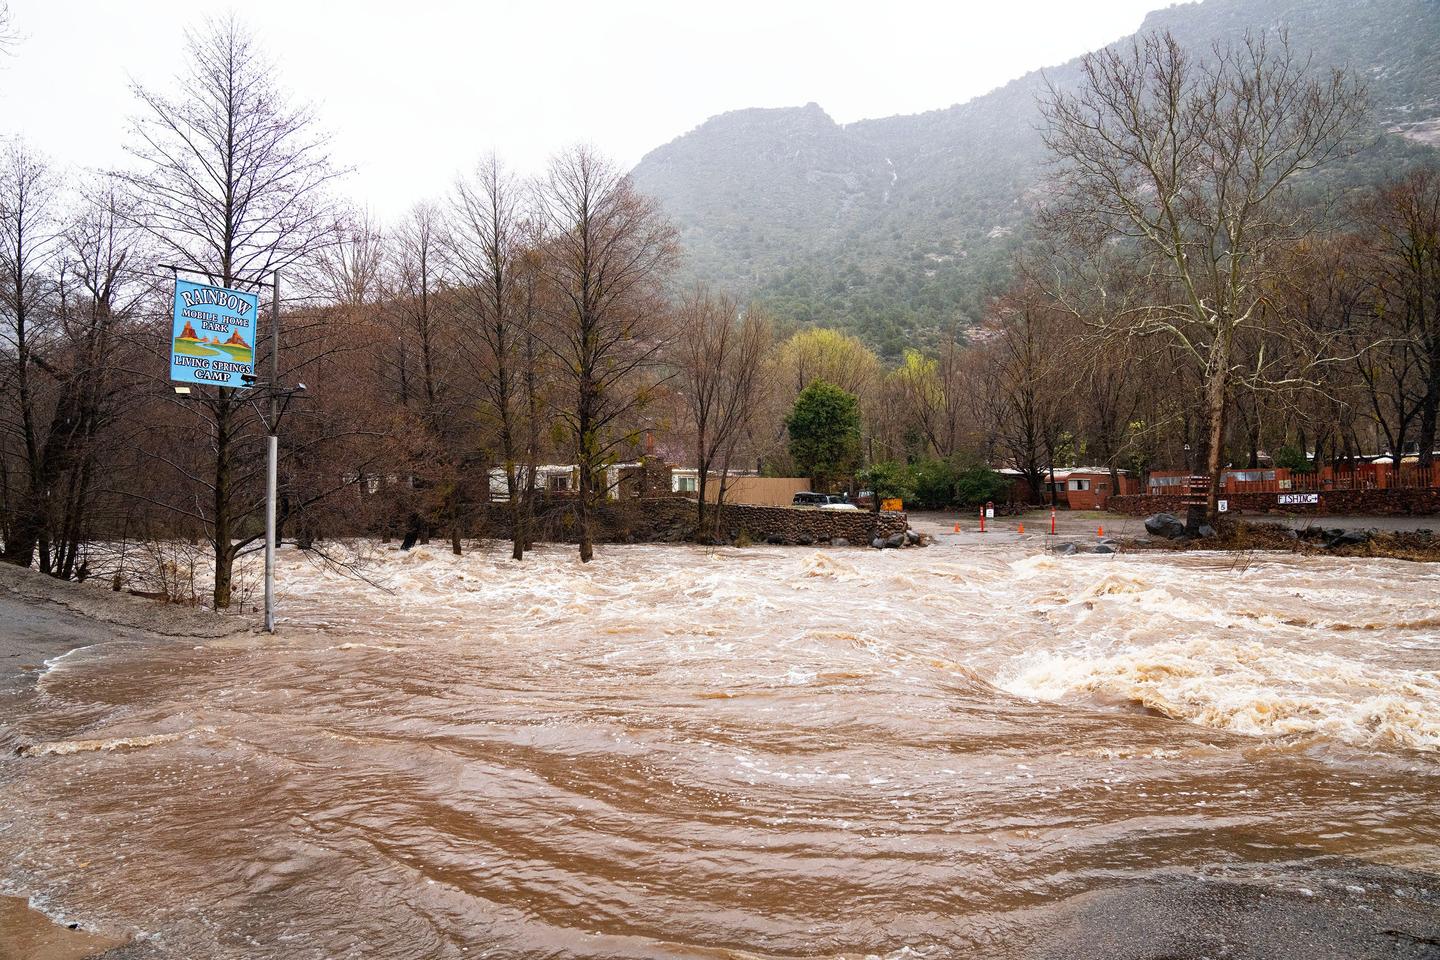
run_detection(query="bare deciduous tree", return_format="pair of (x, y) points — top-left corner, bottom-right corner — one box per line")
(672, 286), (771, 542)
(892, 332), (970, 460)
(982, 283), (1069, 503)
(116, 16), (343, 607)
(319, 213), (385, 311)
(1031, 247), (1156, 487)
(1041, 30), (1365, 518)
(43, 183), (152, 577)
(386, 203), (448, 413)
(536, 146), (678, 562)
(449, 154), (534, 559)
(1356, 168), (1440, 467)
(0, 141), (61, 567)
(0, 2), (16, 58)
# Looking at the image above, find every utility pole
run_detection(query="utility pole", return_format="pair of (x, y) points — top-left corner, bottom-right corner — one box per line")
(265, 271), (280, 633)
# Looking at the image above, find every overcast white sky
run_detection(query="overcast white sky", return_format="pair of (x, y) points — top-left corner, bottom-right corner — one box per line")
(1, 0), (1168, 221)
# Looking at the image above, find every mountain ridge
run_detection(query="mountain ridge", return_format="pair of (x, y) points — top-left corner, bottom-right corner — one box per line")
(630, 0), (1440, 357)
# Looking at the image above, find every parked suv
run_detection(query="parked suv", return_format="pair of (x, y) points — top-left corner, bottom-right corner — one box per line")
(791, 492), (860, 511)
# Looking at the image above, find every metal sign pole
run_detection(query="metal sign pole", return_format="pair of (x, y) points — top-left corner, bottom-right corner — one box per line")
(264, 272), (280, 633)
(265, 435), (277, 631)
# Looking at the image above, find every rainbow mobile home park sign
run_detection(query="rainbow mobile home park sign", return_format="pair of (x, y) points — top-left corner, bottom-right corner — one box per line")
(170, 279), (259, 387)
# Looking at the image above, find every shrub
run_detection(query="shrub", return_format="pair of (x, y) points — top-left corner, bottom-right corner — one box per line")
(950, 463), (1012, 507)
(856, 460), (914, 508)
(1272, 444), (1313, 473)
(903, 458), (1010, 509)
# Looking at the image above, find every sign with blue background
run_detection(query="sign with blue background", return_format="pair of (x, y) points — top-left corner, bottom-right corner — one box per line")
(170, 279), (259, 387)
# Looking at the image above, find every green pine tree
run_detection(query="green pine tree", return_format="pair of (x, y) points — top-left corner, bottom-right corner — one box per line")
(786, 379), (862, 492)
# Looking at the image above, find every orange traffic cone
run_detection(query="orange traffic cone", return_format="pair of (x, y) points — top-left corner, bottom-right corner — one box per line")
(953, 523), (960, 532)
(1018, 522), (1025, 534)
(1097, 525), (1104, 538)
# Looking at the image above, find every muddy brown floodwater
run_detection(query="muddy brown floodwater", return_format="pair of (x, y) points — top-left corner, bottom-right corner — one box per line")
(1, 539), (1437, 958)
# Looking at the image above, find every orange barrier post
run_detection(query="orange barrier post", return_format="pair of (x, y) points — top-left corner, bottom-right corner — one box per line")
(979, 506), (986, 534)
(1050, 506), (1056, 535)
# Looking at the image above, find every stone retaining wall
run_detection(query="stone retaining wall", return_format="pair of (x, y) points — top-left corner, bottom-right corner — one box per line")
(712, 502), (908, 544)
(480, 497), (908, 546)
(1108, 488), (1440, 517)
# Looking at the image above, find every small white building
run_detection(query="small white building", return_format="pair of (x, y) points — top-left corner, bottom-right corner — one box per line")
(487, 465), (575, 501)
(487, 463), (654, 501)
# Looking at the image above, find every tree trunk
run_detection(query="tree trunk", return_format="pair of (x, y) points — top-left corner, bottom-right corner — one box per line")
(1203, 369), (1228, 522)
(577, 370), (596, 562)
(507, 465), (524, 561)
(695, 414), (710, 544)
(577, 461), (594, 563)
(695, 466), (709, 544)
(401, 512), (423, 550)
(712, 467), (731, 544)
(523, 333), (541, 553)
(1096, 429), (1121, 491)
(1418, 376), (1438, 469)
(3, 488), (42, 568)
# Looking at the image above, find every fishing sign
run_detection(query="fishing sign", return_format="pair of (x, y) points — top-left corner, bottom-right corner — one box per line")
(169, 279), (259, 387)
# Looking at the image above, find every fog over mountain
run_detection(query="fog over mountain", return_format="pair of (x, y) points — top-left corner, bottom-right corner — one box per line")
(631, 0), (1440, 356)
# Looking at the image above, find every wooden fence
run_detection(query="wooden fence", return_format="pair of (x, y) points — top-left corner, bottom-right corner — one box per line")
(1226, 464), (1440, 494)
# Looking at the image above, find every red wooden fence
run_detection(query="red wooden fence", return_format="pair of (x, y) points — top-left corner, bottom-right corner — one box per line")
(1226, 464), (1440, 494)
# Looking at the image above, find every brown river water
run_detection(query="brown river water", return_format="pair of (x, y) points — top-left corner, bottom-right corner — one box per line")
(1, 539), (1438, 958)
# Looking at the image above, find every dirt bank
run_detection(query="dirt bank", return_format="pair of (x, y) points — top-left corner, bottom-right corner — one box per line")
(0, 562), (252, 647)
(1119, 518), (1440, 562)
(0, 896), (128, 960)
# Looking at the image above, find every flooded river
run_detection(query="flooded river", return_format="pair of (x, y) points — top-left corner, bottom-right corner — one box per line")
(1, 540), (1437, 957)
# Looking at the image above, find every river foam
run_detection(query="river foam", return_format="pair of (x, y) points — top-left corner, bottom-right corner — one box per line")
(18, 727), (216, 757)
(999, 638), (1440, 751)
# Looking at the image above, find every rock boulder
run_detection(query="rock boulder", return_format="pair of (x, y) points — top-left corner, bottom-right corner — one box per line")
(1144, 513), (1187, 540)
(1324, 530), (1371, 549)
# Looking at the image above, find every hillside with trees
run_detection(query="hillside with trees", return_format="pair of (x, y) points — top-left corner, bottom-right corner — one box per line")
(630, 0), (1440, 356)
